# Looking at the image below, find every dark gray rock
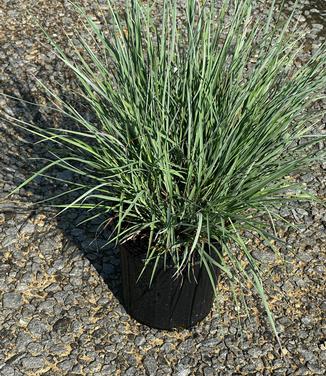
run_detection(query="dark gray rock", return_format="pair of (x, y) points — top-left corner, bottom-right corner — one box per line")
(3, 292), (22, 309)
(52, 317), (72, 334)
(135, 335), (146, 347)
(101, 364), (116, 373)
(19, 222), (35, 234)
(48, 343), (68, 355)
(27, 319), (48, 337)
(38, 299), (56, 314)
(178, 339), (194, 351)
(143, 355), (158, 376)
(57, 359), (75, 372)
(173, 368), (191, 376)
(297, 250), (314, 262)
(200, 338), (222, 348)
(124, 366), (138, 376)
(21, 356), (45, 370)
(102, 263), (115, 276)
(27, 342), (44, 355)
(295, 367), (310, 375)
(39, 239), (55, 254)
(203, 367), (215, 376)
(301, 316), (313, 326)
(248, 347), (263, 359)
(297, 349), (315, 362)
(16, 332), (33, 352)
(0, 365), (15, 376)
(3, 237), (17, 248)
(307, 362), (324, 374)
(252, 249), (276, 264)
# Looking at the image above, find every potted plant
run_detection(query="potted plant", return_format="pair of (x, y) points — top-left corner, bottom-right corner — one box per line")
(8, 0), (325, 339)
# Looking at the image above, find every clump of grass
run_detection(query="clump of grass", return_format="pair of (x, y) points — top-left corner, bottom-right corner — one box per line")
(9, 0), (326, 342)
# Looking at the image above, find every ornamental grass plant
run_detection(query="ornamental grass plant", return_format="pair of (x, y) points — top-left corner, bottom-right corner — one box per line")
(9, 0), (326, 340)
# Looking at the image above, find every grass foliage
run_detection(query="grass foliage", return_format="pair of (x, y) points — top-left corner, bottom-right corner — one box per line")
(10, 0), (326, 340)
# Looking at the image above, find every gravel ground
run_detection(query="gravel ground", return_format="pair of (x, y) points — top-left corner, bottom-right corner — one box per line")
(0, 1), (325, 375)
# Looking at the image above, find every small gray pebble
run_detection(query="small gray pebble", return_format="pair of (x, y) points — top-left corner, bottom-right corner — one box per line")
(16, 331), (33, 352)
(203, 367), (215, 376)
(247, 347), (263, 358)
(27, 342), (44, 354)
(3, 292), (22, 309)
(252, 250), (275, 264)
(135, 335), (146, 347)
(124, 367), (138, 376)
(307, 363), (324, 374)
(301, 316), (313, 326)
(174, 368), (191, 376)
(58, 359), (74, 371)
(27, 319), (48, 337)
(298, 349), (315, 362)
(201, 338), (222, 348)
(21, 356), (45, 370)
(52, 317), (72, 334)
(143, 355), (158, 376)
(20, 222), (35, 234)
(0, 365), (15, 376)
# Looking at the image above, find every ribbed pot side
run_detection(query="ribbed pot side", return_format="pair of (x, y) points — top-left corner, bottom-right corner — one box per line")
(120, 243), (220, 330)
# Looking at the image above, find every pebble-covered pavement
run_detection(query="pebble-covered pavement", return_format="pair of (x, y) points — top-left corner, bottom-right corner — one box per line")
(0, 1), (325, 375)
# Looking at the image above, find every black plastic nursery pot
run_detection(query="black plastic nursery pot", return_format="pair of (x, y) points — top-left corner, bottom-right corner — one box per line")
(120, 242), (220, 330)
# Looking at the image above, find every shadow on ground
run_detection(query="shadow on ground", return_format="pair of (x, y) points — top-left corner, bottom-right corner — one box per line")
(0, 77), (124, 303)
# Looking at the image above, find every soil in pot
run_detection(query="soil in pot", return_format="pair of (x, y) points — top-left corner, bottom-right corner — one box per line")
(120, 239), (220, 330)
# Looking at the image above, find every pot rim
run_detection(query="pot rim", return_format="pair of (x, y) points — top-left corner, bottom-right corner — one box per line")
(119, 242), (221, 270)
